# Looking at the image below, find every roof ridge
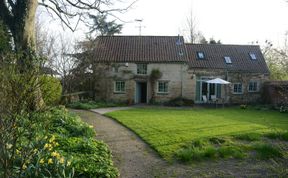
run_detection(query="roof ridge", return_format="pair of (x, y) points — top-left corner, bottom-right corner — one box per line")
(185, 43), (260, 47)
(98, 35), (184, 38)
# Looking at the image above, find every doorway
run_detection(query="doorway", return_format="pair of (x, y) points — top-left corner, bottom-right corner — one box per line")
(136, 82), (147, 103)
(196, 77), (220, 103)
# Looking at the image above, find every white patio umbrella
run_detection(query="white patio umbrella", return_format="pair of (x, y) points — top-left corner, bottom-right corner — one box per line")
(205, 78), (230, 84)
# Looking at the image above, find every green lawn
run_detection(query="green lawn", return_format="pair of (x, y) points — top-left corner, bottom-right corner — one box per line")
(106, 107), (288, 160)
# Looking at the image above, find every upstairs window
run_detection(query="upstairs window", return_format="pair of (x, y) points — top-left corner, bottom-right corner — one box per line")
(158, 81), (169, 93)
(224, 56), (232, 64)
(137, 64), (147, 75)
(249, 53), (257, 60)
(197, 52), (205, 60)
(114, 81), (125, 93)
(233, 83), (243, 94)
(248, 81), (258, 92)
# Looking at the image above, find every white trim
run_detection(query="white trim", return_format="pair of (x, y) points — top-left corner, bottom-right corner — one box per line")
(157, 80), (169, 94)
(114, 81), (126, 93)
(248, 81), (259, 92)
(232, 83), (243, 94)
(136, 63), (148, 75)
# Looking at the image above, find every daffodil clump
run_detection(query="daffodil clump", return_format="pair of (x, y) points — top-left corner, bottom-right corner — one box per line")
(5, 107), (118, 178)
(16, 135), (74, 178)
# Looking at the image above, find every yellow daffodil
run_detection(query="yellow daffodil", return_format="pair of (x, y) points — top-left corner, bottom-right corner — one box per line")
(22, 164), (27, 169)
(59, 157), (65, 164)
(6, 144), (12, 149)
(39, 158), (45, 164)
(49, 135), (56, 143)
(44, 143), (49, 149)
(51, 151), (61, 158)
(48, 158), (53, 164)
(67, 161), (71, 166)
(51, 151), (58, 157)
(89, 125), (93, 128)
(16, 149), (20, 155)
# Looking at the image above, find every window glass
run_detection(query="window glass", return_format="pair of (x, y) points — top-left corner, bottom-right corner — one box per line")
(197, 52), (205, 59)
(115, 81), (125, 92)
(137, 64), (147, 75)
(224, 56), (232, 64)
(233, 83), (242, 94)
(249, 53), (257, 60)
(158, 81), (168, 93)
(248, 81), (258, 92)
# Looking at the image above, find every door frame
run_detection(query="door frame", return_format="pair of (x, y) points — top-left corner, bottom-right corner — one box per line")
(135, 81), (148, 104)
(197, 77), (218, 103)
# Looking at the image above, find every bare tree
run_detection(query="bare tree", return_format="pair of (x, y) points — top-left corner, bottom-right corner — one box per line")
(185, 10), (197, 43)
(0, 0), (134, 109)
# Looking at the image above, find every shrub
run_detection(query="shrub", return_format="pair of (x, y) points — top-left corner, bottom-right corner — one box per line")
(3, 107), (119, 178)
(48, 107), (119, 177)
(280, 105), (288, 113)
(40, 76), (62, 106)
(164, 97), (194, 107)
(67, 100), (125, 110)
(240, 104), (247, 109)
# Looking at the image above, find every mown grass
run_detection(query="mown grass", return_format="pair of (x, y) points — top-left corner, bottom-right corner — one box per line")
(106, 107), (288, 162)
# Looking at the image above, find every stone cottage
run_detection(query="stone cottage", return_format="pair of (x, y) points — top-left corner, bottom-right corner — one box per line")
(84, 35), (270, 104)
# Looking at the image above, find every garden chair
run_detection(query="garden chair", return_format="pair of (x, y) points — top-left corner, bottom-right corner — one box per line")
(202, 95), (208, 103)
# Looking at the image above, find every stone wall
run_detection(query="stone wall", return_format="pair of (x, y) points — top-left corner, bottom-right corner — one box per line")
(190, 68), (269, 104)
(92, 62), (194, 104)
(92, 63), (269, 104)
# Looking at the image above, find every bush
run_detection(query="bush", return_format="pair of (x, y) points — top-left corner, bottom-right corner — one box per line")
(47, 107), (119, 177)
(240, 104), (248, 109)
(164, 97), (194, 107)
(67, 100), (125, 110)
(4, 107), (119, 178)
(40, 76), (62, 106)
(280, 105), (288, 113)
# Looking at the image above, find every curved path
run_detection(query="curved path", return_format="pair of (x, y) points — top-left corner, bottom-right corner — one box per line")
(71, 109), (193, 178)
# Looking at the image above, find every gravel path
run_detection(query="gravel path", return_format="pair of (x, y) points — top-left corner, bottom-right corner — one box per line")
(71, 109), (194, 178)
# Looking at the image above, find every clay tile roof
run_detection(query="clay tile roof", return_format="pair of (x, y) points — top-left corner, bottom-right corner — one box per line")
(186, 44), (270, 73)
(92, 36), (187, 63)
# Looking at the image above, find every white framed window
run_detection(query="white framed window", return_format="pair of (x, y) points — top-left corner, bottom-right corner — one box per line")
(137, 64), (147, 75)
(249, 53), (257, 60)
(197, 52), (205, 59)
(248, 81), (258, 92)
(233, 83), (243, 94)
(114, 81), (125, 93)
(224, 56), (232, 64)
(158, 81), (169, 93)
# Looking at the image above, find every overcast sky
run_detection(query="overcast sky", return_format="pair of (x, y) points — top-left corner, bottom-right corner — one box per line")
(43, 0), (288, 47)
(118, 0), (288, 46)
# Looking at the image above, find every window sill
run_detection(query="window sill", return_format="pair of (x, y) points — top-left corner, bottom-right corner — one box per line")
(114, 92), (126, 94)
(248, 91), (259, 93)
(157, 92), (169, 95)
(232, 92), (243, 95)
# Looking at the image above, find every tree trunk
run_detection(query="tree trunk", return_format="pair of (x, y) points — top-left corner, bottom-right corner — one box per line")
(10, 0), (45, 110)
